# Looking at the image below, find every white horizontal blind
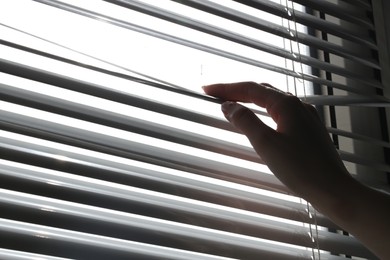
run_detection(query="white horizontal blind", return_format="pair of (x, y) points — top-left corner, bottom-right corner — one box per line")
(0, 0), (387, 259)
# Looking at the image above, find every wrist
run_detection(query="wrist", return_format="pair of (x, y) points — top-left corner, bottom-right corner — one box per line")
(305, 170), (359, 223)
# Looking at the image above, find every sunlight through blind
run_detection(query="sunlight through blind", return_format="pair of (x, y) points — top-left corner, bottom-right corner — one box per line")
(0, 0), (388, 259)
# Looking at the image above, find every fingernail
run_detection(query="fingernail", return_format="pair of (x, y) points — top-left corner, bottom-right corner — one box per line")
(221, 101), (238, 120)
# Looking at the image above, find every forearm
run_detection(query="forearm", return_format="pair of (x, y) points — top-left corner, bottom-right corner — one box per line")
(307, 174), (390, 259)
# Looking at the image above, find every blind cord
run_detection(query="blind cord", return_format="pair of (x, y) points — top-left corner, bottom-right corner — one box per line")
(306, 202), (321, 260)
(284, 0), (321, 258)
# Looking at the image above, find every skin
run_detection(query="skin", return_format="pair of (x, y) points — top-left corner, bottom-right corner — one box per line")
(203, 81), (390, 259)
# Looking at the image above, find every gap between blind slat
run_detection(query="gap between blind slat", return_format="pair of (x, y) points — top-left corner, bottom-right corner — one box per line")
(175, 0), (376, 49)
(0, 58), (235, 132)
(0, 188), (375, 258)
(0, 43), (381, 113)
(0, 41), (387, 122)
(0, 39), (212, 105)
(25, 1), (381, 91)
(102, 0), (382, 89)
(0, 23), (183, 91)
(0, 46), (383, 114)
(292, 0), (374, 29)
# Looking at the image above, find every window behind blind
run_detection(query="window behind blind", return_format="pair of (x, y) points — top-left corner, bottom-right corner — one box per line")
(0, 0), (388, 259)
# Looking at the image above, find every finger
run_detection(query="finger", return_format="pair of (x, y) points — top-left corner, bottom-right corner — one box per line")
(221, 101), (277, 150)
(203, 81), (289, 111)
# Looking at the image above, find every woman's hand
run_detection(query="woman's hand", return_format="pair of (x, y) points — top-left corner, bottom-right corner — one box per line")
(203, 81), (352, 200)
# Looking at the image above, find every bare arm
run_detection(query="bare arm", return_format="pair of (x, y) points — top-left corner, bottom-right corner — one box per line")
(203, 81), (390, 259)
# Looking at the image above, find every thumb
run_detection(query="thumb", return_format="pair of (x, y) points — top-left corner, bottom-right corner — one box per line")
(221, 101), (277, 152)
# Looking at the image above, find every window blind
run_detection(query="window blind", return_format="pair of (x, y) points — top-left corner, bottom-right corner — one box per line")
(0, 0), (388, 259)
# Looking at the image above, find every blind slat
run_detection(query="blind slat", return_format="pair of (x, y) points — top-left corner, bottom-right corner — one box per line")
(0, 24), (184, 90)
(2, 30), (362, 93)
(0, 58), (236, 132)
(0, 38), (218, 105)
(0, 158), (335, 229)
(0, 218), (238, 260)
(0, 188), (374, 258)
(0, 123), (278, 193)
(0, 102), (271, 182)
(0, 99), (288, 192)
(0, 80), (262, 164)
(0, 248), (73, 260)
(0, 0), (385, 259)
(292, 0), (374, 29)
(169, 0), (380, 69)
(338, 0), (372, 10)
(179, 0), (376, 49)
(339, 151), (390, 172)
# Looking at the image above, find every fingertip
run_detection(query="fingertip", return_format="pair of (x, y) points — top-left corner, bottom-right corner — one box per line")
(201, 84), (213, 93)
(221, 101), (254, 127)
(201, 84), (211, 93)
(220, 101), (276, 149)
(202, 83), (225, 96)
(221, 101), (239, 121)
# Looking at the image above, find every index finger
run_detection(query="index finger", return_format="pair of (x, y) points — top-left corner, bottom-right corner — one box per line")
(202, 82), (289, 111)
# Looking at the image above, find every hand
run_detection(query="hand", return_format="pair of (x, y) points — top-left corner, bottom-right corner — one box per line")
(203, 82), (390, 259)
(203, 81), (352, 200)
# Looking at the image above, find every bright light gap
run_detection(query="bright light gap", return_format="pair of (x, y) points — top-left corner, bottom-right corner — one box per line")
(0, 0), (310, 190)
(0, 0), (316, 239)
